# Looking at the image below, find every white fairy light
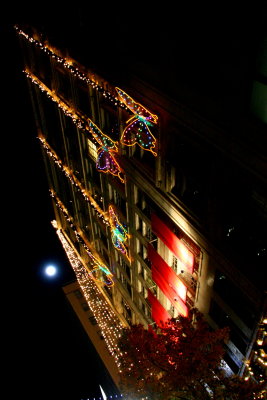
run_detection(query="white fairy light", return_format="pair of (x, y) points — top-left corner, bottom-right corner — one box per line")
(53, 223), (125, 367)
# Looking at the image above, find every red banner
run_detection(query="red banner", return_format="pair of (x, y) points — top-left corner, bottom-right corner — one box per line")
(147, 290), (171, 327)
(151, 214), (194, 273)
(148, 244), (188, 317)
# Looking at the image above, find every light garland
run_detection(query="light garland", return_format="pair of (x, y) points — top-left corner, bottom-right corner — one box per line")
(242, 314), (267, 400)
(109, 205), (131, 261)
(51, 191), (114, 287)
(25, 70), (124, 183)
(88, 120), (125, 183)
(16, 26), (160, 160)
(25, 69), (88, 130)
(44, 142), (132, 264)
(53, 221), (125, 367)
(115, 87), (158, 156)
(39, 135), (109, 224)
(15, 25), (127, 107)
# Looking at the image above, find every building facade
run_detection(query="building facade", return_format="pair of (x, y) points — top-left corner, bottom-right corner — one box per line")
(16, 22), (267, 384)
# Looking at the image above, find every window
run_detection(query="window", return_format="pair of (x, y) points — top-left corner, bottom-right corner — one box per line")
(209, 299), (249, 354)
(122, 298), (132, 324)
(89, 316), (98, 325)
(137, 279), (147, 298)
(87, 139), (98, 161)
(135, 213), (141, 231)
(77, 82), (92, 118)
(108, 185), (127, 216)
(214, 271), (257, 329)
(81, 302), (89, 311)
(74, 289), (83, 299)
(97, 330), (104, 340)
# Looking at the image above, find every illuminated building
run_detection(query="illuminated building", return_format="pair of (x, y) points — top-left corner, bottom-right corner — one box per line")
(16, 15), (266, 386)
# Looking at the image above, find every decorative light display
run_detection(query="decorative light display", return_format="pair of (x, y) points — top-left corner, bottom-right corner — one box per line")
(88, 264), (114, 287)
(108, 205), (130, 261)
(88, 120), (125, 183)
(45, 144), (132, 263)
(25, 69), (88, 131)
(25, 70), (124, 183)
(115, 87), (158, 156)
(15, 26), (127, 108)
(39, 135), (109, 224)
(52, 221), (125, 367)
(51, 192), (114, 288)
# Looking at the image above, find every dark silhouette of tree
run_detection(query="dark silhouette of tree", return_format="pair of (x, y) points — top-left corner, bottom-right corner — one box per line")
(117, 311), (265, 400)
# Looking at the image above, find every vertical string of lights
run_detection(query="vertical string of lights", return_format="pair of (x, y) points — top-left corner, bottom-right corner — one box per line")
(25, 70), (125, 183)
(15, 25), (127, 108)
(39, 134), (109, 224)
(53, 221), (125, 368)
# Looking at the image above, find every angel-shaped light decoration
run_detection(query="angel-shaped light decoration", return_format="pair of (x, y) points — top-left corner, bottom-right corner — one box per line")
(109, 205), (130, 261)
(87, 260), (114, 287)
(88, 120), (124, 183)
(115, 87), (158, 156)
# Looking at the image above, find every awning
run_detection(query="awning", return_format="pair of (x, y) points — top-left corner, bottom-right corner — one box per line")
(151, 213), (194, 273)
(148, 244), (188, 317)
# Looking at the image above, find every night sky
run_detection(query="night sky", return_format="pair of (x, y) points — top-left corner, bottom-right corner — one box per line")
(2, 3), (266, 399)
(2, 19), (118, 400)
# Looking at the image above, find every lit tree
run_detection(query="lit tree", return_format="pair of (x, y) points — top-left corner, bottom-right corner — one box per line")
(117, 310), (265, 400)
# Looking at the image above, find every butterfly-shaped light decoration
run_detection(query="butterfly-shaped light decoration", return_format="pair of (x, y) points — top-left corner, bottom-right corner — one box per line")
(109, 205), (130, 261)
(115, 87), (158, 156)
(88, 120), (124, 183)
(87, 260), (114, 287)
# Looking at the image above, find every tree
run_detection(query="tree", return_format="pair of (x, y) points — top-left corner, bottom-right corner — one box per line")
(117, 311), (265, 400)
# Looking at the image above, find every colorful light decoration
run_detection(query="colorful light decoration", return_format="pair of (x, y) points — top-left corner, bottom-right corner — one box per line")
(17, 27), (159, 160)
(115, 87), (158, 156)
(88, 120), (124, 183)
(109, 205), (130, 261)
(25, 70), (125, 183)
(51, 191), (115, 287)
(88, 263), (114, 287)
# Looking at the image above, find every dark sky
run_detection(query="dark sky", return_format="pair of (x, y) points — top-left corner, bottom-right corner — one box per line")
(2, 20), (119, 400)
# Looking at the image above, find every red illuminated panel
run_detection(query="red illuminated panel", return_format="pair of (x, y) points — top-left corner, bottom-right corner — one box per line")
(151, 213), (194, 273)
(148, 244), (188, 317)
(147, 290), (171, 327)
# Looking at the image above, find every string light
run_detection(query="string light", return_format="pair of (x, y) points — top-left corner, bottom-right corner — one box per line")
(115, 87), (158, 156)
(39, 134), (109, 224)
(15, 25), (127, 108)
(43, 139), (132, 264)
(52, 221), (125, 367)
(25, 70), (124, 183)
(242, 313), (267, 399)
(50, 191), (114, 287)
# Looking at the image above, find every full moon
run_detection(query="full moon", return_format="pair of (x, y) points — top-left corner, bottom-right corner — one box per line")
(45, 265), (57, 277)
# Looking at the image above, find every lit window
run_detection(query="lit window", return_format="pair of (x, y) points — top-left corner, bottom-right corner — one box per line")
(87, 139), (97, 161)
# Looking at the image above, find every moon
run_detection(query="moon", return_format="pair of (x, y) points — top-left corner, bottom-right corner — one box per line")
(44, 265), (57, 277)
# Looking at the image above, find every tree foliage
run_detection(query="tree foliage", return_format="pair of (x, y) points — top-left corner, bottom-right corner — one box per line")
(117, 311), (265, 400)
